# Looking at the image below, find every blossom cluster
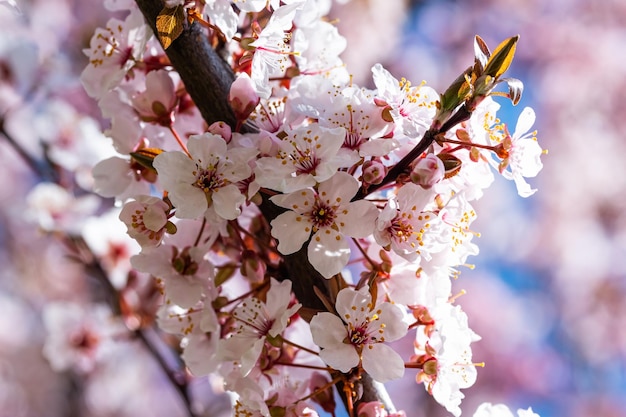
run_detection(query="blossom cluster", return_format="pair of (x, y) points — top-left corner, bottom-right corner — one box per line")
(24, 0), (545, 416)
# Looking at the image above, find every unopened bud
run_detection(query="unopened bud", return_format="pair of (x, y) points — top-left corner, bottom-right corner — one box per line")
(362, 160), (386, 185)
(229, 72), (260, 121)
(410, 154), (444, 188)
(207, 121), (232, 143)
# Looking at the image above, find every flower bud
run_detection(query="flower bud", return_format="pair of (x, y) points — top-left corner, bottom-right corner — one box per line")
(362, 160), (386, 185)
(207, 121), (232, 143)
(410, 154), (444, 188)
(229, 72), (260, 121)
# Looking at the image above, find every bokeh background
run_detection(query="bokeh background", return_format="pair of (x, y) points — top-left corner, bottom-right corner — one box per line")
(1, 0), (625, 416)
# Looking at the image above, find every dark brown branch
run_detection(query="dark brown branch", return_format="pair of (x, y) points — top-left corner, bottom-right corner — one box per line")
(353, 104), (472, 201)
(134, 1), (396, 412)
(135, 0), (237, 128)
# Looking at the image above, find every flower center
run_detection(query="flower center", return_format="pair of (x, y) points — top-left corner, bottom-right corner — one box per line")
(390, 218), (414, 243)
(293, 148), (320, 175)
(349, 326), (368, 346)
(193, 164), (224, 193)
(310, 200), (336, 229)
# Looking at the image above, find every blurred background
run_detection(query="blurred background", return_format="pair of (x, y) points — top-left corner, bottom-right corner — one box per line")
(1, 0), (626, 416)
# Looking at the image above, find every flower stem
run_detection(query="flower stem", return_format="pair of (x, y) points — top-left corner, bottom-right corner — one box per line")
(280, 335), (320, 356)
(168, 125), (191, 158)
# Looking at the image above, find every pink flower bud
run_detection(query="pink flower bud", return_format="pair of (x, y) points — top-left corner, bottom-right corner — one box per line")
(410, 154), (444, 188)
(229, 72), (260, 121)
(362, 160), (386, 185)
(207, 121), (232, 143)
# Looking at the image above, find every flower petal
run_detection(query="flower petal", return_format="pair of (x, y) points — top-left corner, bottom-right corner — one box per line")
(308, 230), (350, 278)
(310, 312), (348, 348)
(334, 286), (371, 322)
(337, 200), (378, 238)
(187, 133), (227, 163)
(169, 184), (207, 219)
(270, 211), (312, 254)
(211, 184), (245, 220)
(361, 343), (405, 382)
(319, 343), (360, 373)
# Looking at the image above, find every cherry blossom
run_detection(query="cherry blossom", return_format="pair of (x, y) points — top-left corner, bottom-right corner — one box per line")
(374, 183), (447, 262)
(131, 244), (215, 308)
(130, 70), (178, 126)
(221, 278), (301, 375)
(310, 286), (408, 382)
(254, 123), (349, 192)
(494, 107), (543, 197)
(7, 1), (551, 414)
(319, 85), (395, 159)
(413, 303), (481, 417)
(371, 63), (439, 139)
(270, 172), (378, 277)
(153, 133), (257, 220)
(26, 182), (99, 234)
(80, 7), (151, 99)
(119, 196), (170, 248)
(472, 403), (540, 417)
(248, 3), (301, 99)
(42, 302), (122, 374)
(357, 401), (406, 417)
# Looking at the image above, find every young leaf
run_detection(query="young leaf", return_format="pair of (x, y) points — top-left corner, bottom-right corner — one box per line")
(474, 35), (491, 71)
(483, 35), (519, 79)
(503, 77), (524, 105)
(156, 5), (185, 50)
(130, 147), (164, 171)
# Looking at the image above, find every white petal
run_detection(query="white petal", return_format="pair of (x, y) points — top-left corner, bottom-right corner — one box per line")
(270, 211), (312, 254)
(337, 200), (378, 238)
(334, 286), (371, 322)
(153, 151), (196, 186)
(240, 338), (265, 377)
(317, 172), (358, 204)
(143, 204), (168, 231)
(514, 107), (535, 137)
(211, 184), (245, 220)
(308, 230), (350, 278)
(377, 303), (408, 342)
(164, 276), (204, 308)
(310, 312), (348, 348)
(362, 343), (405, 382)
(319, 343), (359, 373)
(181, 334), (219, 376)
(188, 133), (227, 162)
(169, 185), (207, 219)
(270, 189), (316, 212)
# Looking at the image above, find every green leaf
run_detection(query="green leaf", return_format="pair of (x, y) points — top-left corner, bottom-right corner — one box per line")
(215, 264), (236, 287)
(483, 35), (519, 79)
(130, 147), (164, 171)
(437, 153), (463, 179)
(439, 66), (473, 113)
(156, 5), (185, 50)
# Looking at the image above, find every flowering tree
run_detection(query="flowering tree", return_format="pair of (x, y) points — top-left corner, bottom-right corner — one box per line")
(1, 0), (546, 416)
